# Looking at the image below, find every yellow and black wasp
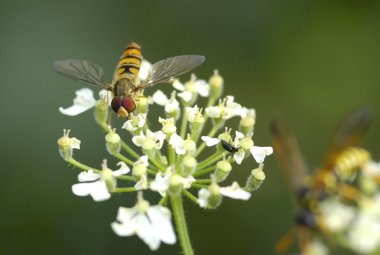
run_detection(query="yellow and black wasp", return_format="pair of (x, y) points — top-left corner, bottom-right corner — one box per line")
(54, 42), (205, 118)
(271, 107), (372, 254)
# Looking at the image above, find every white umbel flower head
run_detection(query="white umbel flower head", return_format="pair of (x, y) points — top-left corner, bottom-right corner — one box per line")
(72, 161), (130, 202)
(111, 192), (176, 251)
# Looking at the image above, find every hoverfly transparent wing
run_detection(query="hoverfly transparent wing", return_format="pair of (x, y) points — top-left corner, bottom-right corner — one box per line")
(54, 59), (110, 89)
(137, 55), (205, 89)
(271, 116), (308, 194)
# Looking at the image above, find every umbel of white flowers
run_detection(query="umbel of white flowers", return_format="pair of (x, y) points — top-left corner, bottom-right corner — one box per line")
(57, 65), (272, 252)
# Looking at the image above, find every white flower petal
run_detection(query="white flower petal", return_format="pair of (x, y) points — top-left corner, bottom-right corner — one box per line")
(205, 106), (221, 118)
(150, 172), (170, 197)
(194, 80), (210, 97)
(59, 88), (96, 116)
(77, 170), (100, 182)
(234, 149), (245, 164)
(111, 221), (134, 236)
(152, 90), (169, 106)
(122, 119), (137, 132)
(201, 136), (220, 146)
(72, 180), (110, 202)
(220, 182), (251, 200)
(132, 131), (145, 147)
(148, 206), (176, 244)
(197, 188), (210, 208)
(135, 175), (148, 190)
(113, 162), (130, 176)
(250, 146), (273, 163)
(178, 91), (193, 102)
(134, 214), (161, 250)
(172, 79), (185, 91)
(169, 134), (185, 155)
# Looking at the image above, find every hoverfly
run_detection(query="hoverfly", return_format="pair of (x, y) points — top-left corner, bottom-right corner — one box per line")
(271, 108), (372, 254)
(54, 42), (205, 118)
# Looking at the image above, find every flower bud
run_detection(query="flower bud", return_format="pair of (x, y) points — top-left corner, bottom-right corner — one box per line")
(181, 155), (197, 176)
(209, 69), (224, 100)
(101, 160), (116, 191)
(57, 129), (81, 160)
(207, 182), (223, 209)
(168, 174), (183, 197)
(240, 108), (256, 135)
(105, 128), (121, 155)
(94, 98), (109, 124)
(215, 159), (232, 182)
(245, 165), (266, 191)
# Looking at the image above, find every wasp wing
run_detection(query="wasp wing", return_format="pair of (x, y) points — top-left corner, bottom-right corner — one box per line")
(54, 59), (109, 88)
(271, 116), (308, 194)
(138, 55), (205, 89)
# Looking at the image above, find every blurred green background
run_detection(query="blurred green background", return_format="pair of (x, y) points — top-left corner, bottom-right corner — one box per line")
(1, 0), (380, 254)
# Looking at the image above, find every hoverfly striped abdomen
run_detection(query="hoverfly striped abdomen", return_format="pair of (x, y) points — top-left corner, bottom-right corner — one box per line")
(114, 42), (142, 80)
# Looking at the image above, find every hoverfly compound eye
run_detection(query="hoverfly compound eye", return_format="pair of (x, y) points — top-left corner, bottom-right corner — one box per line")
(111, 96), (122, 113)
(121, 96), (136, 113)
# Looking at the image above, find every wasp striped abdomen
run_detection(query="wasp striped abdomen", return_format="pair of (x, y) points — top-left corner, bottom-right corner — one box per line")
(114, 42), (142, 80)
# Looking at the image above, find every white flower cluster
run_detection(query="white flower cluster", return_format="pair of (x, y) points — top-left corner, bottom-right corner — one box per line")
(57, 68), (272, 251)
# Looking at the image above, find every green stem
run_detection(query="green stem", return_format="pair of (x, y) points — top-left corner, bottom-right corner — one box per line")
(66, 158), (135, 181)
(193, 165), (216, 177)
(180, 103), (189, 139)
(112, 187), (138, 193)
(170, 194), (194, 255)
(149, 157), (167, 172)
(197, 152), (224, 170)
(182, 190), (199, 205)
(194, 179), (211, 184)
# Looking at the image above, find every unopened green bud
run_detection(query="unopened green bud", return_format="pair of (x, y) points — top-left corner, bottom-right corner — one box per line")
(168, 174), (183, 197)
(57, 129), (81, 160)
(181, 155), (197, 176)
(207, 182), (223, 209)
(240, 109), (256, 135)
(209, 70), (224, 100)
(246, 165), (266, 191)
(94, 99), (109, 124)
(105, 128), (121, 155)
(132, 163), (147, 178)
(101, 160), (116, 191)
(240, 137), (253, 151)
(215, 160), (232, 182)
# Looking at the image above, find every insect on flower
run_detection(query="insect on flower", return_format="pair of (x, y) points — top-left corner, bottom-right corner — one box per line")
(54, 42), (205, 118)
(221, 139), (239, 153)
(271, 107), (372, 254)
